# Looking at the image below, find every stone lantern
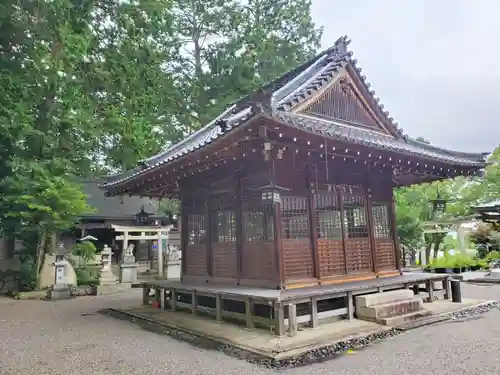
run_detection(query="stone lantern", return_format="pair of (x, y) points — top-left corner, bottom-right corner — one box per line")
(47, 244), (71, 300)
(135, 207), (152, 225)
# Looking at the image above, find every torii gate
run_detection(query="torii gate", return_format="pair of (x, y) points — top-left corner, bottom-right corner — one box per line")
(111, 224), (174, 276)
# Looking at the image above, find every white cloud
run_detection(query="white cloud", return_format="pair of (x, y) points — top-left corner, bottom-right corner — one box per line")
(311, 0), (500, 153)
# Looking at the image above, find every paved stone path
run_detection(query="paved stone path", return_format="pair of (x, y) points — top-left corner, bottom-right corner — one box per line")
(0, 283), (499, 375)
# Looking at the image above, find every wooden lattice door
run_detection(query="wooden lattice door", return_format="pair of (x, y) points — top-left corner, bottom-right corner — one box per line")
(341, 187), (374, 274)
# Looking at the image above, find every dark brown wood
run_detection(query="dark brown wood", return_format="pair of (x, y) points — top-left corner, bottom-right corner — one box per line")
(274, 201), (285, 288)
(180, 191), (188, 279)
(364, 165), (379, 274)
(338, 191), (348, 275)
(306, 164), (321, 279)
(205, 198), (213, 277)
(390, 188), (402, 272)
(235, 170), (243, 282)
(301, 78), (383, 131)
(271, 160), (285, 288)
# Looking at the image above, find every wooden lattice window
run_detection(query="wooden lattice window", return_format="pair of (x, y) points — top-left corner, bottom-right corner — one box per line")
(281, 196), (310, 239)
(187, 214), (207, 245)
(211, 211), (236, 243)
(315, 192), (342, 240)
(342, 187), (369, 238)
(372, 203), (392, 239)
(242, 202), (274, 242)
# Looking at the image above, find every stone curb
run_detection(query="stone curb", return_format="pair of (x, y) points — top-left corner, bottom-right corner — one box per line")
(103, 301), (500, 369)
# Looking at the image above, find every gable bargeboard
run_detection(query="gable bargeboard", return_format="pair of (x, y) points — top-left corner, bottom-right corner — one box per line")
(293, 68), (391, 135)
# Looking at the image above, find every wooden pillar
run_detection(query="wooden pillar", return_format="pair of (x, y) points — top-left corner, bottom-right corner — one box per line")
(215, 294), (223, 321)
(205, 198), (213, 277)
(390, 187), (402, 272)
(310, 297), (319, 328)
(366, 187), (378, 274)
(365, 164), (378, 274)
(271, 160), (284, 288)
(235, 170), (243, 282)
(171, 288), (177, 311)
(180, 193), (188, 279)
(338, 191), (348, 275)
(245, 299), (254, 329)
(288, 303), (298, 337)
(273, 301), (285, 336)
(347, 291), (354, 320)
(191, 290), (197, 314)
(306, 163), (320, 280)
(443, 277), (451, 300)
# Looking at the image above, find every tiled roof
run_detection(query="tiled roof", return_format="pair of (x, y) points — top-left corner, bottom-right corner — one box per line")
(474, 200), (500, 209)
(82, 180), (164, 218)
(101, 36), (487, 189)
(276, 112), (487, 166)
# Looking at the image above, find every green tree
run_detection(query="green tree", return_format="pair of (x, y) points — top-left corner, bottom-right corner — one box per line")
(0, 0), (97, 286)
(170, 0), (322, 127)
(87, 0), (185, 172)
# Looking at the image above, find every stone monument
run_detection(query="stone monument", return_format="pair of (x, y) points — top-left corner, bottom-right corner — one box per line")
(47, 245), (72, 300)
(99, 245), (118, 285)
(164, 244), (182, 279)
(120, 243), (138, 283)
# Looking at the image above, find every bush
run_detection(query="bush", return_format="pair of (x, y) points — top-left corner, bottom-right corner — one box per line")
(72, 241), (97, 262)
(486, 250), (500, 261)
(18, 266), (37, 292)
(74, 265), (100, 286)
(428, 254), (480, 269)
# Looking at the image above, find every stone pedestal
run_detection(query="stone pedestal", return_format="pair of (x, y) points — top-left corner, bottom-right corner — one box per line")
(120, 253), (138, 283)
(47, 254), (72, 300)
(164, 260), (181, 279)
(123, 255), (136, 264)
(163, 249), (182, 280)
(120, 263), (138, 283)
(47, 284), (72, 300)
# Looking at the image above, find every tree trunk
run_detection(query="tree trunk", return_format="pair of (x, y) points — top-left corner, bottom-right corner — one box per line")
(425, 243), (432, 265)
(35, 230), (48, 289)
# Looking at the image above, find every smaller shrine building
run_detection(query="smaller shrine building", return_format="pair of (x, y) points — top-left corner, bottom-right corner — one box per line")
(101, 36), (487, 291)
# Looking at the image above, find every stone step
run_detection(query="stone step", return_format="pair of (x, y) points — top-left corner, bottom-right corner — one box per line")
(378, 309), (432, 326)
(356, 289), (414, 308)
(356, 298), (424, 320)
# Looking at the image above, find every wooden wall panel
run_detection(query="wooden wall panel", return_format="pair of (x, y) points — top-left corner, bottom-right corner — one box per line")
(344, 238), (373, 274)
(282, 239), (314, 281)
(212, 242), (237, 279)
(241, 241), (275, 281)
(375, 240), (397, 270)
(302, 79), (381, 130)
(185, 244), (208, 276)
(317, 239), (345, 277)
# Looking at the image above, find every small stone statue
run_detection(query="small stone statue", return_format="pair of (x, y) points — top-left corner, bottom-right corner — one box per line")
(124, 243), (135, 257)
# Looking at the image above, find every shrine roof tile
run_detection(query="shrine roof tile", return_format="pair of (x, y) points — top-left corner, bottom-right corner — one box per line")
(101, 36), (487, 190)
(276, 112), (487, 167)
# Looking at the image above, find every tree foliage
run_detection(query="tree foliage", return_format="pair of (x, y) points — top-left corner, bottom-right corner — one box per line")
(395, 144), (500, 264)
(0, 0), (322, 286)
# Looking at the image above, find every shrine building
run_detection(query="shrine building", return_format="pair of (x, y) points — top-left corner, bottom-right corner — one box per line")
(101, 36), (487, 291)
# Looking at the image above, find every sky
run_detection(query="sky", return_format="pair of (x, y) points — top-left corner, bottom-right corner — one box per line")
(311, 0), (500, 154)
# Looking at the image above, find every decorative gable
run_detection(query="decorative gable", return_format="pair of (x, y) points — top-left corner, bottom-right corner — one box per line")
(296, 74), (389, 133)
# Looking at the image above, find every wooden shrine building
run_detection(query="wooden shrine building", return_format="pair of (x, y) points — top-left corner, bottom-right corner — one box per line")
(473, 200), (500, 230)
(102, 36), (487, 291)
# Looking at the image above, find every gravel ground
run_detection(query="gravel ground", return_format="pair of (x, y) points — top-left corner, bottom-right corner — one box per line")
(1, 283), (500, 375)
